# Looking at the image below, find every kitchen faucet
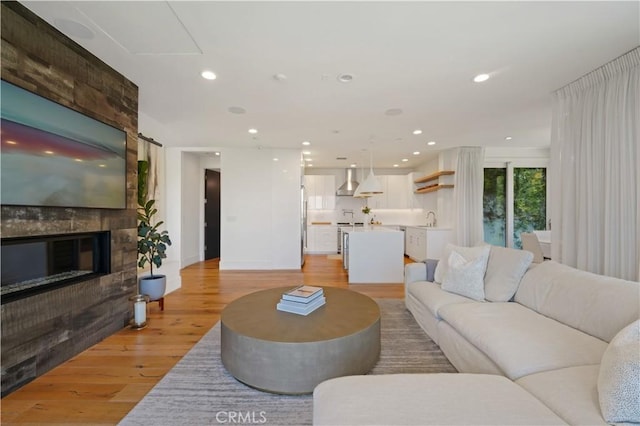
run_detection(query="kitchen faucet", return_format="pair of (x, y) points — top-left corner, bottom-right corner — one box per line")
(426, 211), (437, 227)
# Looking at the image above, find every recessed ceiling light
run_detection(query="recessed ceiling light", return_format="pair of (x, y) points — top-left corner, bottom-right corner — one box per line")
(215, 152), (220, 156)
(393, 164), (399, 168)
(44, 150), (54, 154)
(427, 141), (436, 146)
(505, 136), (513, 141)
(385, 108), (403, 116)
(273, 158), (279, 161)
(302, 141), (311, 146)
(228, 106), (246, 114)
(473, 73), (490, 83)
(337, 73), (354, 83)
(413, 151), (420, 155)
(201, 70), (217, 80)
(401, 158), (409, 162)
(99, 164), (106, 168)
(308, 164), (313, 167)
(350, 163), (357, 168)
(305, 158), (312, 162)
(248, 128), (258, 134)
(412, 129), (422, 135)
(74, 158), (83, 162)
(6, 140), (17, 145)
(302, 151), (311, 155)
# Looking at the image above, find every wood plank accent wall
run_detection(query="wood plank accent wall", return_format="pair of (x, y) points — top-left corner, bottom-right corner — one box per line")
(0, 2), (139, 396)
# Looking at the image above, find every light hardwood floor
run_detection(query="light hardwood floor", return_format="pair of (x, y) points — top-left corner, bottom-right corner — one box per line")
(1, 255), (405, 425)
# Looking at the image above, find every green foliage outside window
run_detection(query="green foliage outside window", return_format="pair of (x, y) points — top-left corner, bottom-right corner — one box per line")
(513, 168), (546, 248)
(483, 168), (506, 246)
(483, 167), (546, 248)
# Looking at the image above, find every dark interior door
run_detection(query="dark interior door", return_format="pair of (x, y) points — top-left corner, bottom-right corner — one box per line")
(204, 170), (221, 260)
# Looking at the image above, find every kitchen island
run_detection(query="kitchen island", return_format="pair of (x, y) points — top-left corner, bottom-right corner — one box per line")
(343, 227), (404, 283)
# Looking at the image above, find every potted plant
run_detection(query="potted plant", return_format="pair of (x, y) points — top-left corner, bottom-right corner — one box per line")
(362, 205), (372, 228)
(137, 160), (172, 301)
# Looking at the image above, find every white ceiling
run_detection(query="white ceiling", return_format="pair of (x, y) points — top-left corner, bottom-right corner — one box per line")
(22, 1), (640, 168)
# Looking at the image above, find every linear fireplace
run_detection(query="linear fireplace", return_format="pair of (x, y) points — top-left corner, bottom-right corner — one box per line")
(1, 231), (110, 303)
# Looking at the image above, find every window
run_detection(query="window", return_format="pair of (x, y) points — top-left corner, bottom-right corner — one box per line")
(483, 168), (506, 247)
(483, 165), (547, 248)
(513, 168), (546, 248)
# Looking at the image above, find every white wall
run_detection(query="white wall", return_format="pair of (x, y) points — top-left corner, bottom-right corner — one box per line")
(409, 157), (441, 222)
(437, 149), (458, 229)
(181, 152), (201, 267)
(220, 147), (302, 270)
(484, 147), (550, 167)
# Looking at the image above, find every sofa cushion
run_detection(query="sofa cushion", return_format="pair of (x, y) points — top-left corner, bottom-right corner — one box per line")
(404, 262), (427, 286)
(434, 244), (489, 285)
(484, 246), (533, 302)
(441, 250), (486, 301)
(406, 280), (474, 319)
(421, 258), (439, 282)
(515, 261), (640, 342)
(597, 320), (640, 424)
(438, 302), (608, 380)
(313, 374), (567, 425)
(516, 365), (605, 425)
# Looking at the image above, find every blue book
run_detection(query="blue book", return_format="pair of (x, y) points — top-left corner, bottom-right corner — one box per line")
(277, 296), (326, 315)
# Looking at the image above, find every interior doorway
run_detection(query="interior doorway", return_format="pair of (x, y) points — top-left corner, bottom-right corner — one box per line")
(204, 169), (221, 260)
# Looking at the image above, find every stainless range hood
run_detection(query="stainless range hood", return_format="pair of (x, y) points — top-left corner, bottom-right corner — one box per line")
(336, 168), (359, 196)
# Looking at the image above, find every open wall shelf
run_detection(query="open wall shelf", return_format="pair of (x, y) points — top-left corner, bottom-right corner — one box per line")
(414, 170), (455, 184)
(415, 184), (454, 194)
(414, 170), (455, 193)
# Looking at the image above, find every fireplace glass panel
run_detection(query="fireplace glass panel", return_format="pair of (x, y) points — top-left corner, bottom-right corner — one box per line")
(1, 232), (110, 302)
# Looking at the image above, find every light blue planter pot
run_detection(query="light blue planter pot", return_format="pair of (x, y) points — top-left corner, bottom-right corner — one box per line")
(139, 275), (166, 301)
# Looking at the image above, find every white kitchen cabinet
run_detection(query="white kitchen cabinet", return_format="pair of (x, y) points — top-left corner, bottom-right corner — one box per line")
(367, 176), (387, 209)
(405, 227), (420, 259)
(305, 175), (336, 210)
(307, 225), (338, 253)
(367, 175), (410, 209)
(405, 227), (452, 261)
(386, 175), (409, 208)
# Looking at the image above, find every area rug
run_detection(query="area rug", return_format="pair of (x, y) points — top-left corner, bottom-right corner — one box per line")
(119, 298), (455, 426)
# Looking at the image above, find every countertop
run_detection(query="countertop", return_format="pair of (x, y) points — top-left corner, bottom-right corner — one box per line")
(342, 227), (401, 233)
(308, 222), (451, 230)
(403, 226), (452, 230)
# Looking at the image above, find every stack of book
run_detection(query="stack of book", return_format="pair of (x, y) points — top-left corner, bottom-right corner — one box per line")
(276, 285), (326, 316)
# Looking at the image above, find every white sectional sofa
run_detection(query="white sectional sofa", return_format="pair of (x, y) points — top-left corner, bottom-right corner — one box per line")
(314, 246), (640, 425)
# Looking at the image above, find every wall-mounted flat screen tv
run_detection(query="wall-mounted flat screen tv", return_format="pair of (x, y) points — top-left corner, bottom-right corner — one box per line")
(1, 80), (127, 209)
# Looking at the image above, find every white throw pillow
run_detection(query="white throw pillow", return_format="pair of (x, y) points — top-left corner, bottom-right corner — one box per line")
(597, 320), (640, 424)
(441, 250), (486, 301)
(484, 246), (534, 302)
(434, 244), (490, 284)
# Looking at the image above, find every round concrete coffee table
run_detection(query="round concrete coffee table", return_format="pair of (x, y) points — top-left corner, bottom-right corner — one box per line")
(220, 286), (380, 394)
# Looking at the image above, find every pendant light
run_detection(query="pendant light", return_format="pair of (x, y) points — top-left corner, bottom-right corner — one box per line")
(353, 162), (371, 198)
(357, 148), (383, 195)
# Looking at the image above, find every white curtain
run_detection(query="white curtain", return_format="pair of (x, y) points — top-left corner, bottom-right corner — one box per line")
(454, 147), (485, 246)
(550, 47), (639, 281)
